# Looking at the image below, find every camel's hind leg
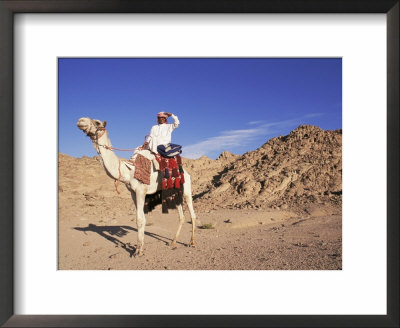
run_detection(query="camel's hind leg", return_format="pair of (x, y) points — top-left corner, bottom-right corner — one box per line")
(170, 204), (185, 247)
(131, 190), (146, 256)
(183, 175), (197, 247)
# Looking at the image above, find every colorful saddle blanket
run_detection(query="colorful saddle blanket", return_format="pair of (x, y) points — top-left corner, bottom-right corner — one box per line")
(144, 154), (185, 214)
(132, 153), (151, 185)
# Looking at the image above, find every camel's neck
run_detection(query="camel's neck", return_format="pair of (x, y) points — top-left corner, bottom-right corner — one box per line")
(93, 131), (130, 184)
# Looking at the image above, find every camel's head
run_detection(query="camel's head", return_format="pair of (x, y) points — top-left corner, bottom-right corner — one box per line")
(77, 117), (107, 138)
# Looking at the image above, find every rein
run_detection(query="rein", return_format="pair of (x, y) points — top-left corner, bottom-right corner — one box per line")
(91, 126), (140, 195)
(114, 160), (122, 195)
(92, 127), (139, 152)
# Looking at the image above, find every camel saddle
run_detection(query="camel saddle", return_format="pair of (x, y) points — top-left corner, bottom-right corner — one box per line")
(123, 150), (185, 214)
(124, 150), (159, 185)
(153, 153), (185, 213)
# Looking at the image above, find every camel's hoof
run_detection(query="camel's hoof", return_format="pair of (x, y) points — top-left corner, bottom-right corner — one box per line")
(190, 241), (196, 248)
(169, 241), (176, 247)
(133, 249), (144, 257)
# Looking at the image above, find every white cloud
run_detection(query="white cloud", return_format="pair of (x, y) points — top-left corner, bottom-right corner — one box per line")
(182, 114), (322, 159)
(304, 113), (323, 118)
(183, 128), (261, 159)
(247, 120), (265, 125)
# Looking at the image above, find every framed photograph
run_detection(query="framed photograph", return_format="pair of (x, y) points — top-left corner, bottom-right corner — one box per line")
(1, 0), (398, 327)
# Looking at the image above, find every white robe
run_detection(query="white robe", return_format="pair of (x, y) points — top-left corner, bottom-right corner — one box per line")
(146, 114), (180, 153)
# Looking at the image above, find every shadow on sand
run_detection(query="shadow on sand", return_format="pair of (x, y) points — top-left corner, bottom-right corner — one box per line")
(74, 223), (184, 257)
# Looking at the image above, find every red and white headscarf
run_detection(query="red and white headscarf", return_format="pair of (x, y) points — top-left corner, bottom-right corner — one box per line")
(157, 112), (168, 119)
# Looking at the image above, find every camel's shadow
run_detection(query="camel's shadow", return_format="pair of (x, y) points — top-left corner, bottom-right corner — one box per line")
(74, 223), (181, 257)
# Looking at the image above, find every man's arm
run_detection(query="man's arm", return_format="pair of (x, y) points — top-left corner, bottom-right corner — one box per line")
(143, 126), (155, 148)
(166, 113), (179, 130)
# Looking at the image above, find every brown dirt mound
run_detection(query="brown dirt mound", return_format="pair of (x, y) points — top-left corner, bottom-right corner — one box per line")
(184, 125), (342, 215)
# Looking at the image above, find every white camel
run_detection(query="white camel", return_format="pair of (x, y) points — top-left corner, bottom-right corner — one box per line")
(77, 117), (197, 256)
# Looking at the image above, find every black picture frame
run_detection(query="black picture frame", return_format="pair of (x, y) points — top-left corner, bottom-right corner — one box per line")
(0, 1), (398, 327)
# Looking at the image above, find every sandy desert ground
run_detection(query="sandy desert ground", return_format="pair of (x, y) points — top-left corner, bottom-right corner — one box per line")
(59, 125), (342, 270)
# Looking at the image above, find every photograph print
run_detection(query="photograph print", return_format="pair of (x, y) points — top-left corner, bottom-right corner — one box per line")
(58, 58), (342, 270)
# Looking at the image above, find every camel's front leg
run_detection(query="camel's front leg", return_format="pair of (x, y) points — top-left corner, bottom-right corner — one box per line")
(170, 205), (185, 247)
(134, 190), (146, 256)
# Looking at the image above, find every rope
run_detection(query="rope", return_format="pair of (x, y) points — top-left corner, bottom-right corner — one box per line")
(92, 127), (143, 194)
(104, 145), (140, 152)
(108, 134), (150, 152)
(94, 128), (142, 152)
(114, 159), (122, 195)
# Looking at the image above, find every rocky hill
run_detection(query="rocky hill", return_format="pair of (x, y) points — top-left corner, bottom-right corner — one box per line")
(59, 125), (342, 216)
(194, 125), (341, 213)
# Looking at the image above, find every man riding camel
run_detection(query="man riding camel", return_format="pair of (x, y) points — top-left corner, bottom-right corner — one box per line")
(142, 112), (182, 157)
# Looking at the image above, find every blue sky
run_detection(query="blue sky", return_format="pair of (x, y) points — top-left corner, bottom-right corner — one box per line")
(59, 58), (342, 159)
